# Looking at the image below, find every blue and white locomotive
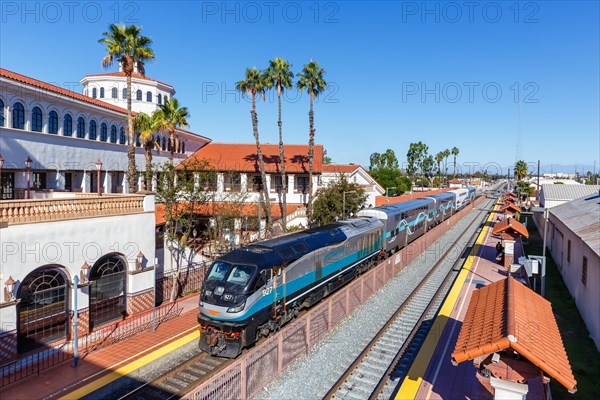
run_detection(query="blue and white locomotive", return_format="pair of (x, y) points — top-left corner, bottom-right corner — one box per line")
(198, 186), (477, 357)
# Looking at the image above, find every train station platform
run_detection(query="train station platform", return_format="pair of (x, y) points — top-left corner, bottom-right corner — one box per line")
(1, 294), (201, 400)
(395, 202), (547, 400)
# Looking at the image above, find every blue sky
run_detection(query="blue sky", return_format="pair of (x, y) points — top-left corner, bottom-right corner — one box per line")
(1, 1), (598, 173)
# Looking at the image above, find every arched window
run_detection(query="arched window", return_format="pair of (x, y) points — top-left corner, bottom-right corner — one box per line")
(119, 127), (126, 144)
(89, 120), (97, 140)
(161, 137), (166, 151)
(100, 87), (105, 98)
(77, 117), (85, 138)
(157, 93), (162, 105)
(155, 134), (160, 149)
(31, 107), (43, 132)
(146, 91), (152, 102)
(17, 267), (68, 352)
(100, 123), (108, 142)
(63, 114), (73, 136)
(122, 88), (127, 99)
(89, 255), (126, 329)
(136, 89), (142, 100)
(135, 133), (140, 147)
(181, 141), (186, 154)
(110, 125), (117, 143)
(0, 98), (5, 126)
(111, 87), (118, 99)
(164, 95), (169, 104)
(12, 102), (24, 129)
(48, 111), (58, 134)
(92, 87), (97, 98)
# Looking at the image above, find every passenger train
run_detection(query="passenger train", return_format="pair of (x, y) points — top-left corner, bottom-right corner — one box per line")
(198, 187), (476, 357)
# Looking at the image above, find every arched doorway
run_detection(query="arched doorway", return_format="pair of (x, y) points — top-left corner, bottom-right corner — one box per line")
(89, 254), (126, 330)
(17, 266), (69, 353)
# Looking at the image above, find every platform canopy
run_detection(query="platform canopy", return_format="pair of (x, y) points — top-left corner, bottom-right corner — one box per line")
(500, 202), (521, 214)
(492, 217), (529, 239)
(451, 277), (577, 393)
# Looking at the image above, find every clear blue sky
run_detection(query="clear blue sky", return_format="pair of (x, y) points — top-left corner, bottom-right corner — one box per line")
(1, 1), (598, 174)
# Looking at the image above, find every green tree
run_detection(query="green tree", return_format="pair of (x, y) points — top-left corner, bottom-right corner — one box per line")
(311, 174), (367, 226)
(133, 112), (161, 190)
(435, 151), (444, 186)
(514, 160), (528, 180)
(237, 67), (272, 236)
(407, 141), (429, 185)
(422, 154), (435, 187)
(370, 149), (400, 170)
(156, 158), (215, 302)
(323, 149), (332, 164)
(154, 97), (190, 162)
(443, 148), (450, 178)
(264, 57), (294, 228)
(452, 146), (460, 178)
(297, 60), (327, 222)
(99, 24), (155, 193)
(369, 149), (410, 195)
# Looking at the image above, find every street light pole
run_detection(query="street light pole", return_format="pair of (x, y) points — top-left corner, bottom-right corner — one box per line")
(25, 156), (32, 199)
(386, 187), (396, 203)
(343, 190), (357, 220)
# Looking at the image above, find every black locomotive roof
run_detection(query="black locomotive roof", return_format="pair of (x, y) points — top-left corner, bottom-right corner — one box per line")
(216, 223), (347, 270)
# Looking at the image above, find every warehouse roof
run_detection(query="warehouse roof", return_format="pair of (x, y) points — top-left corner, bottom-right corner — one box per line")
(541, 184), (600, 202)
(549, 194), (600, 256)
(451, 277), (577, 392)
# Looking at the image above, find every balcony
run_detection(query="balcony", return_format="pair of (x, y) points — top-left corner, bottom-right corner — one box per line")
(0, 192), (151, 226)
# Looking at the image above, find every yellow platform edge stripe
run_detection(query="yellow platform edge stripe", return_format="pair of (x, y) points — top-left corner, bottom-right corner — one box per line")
(395, 201), (498, 400)
(59, 329), (200, 400)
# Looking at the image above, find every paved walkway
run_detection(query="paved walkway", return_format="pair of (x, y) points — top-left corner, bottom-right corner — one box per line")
(2, 294), (201, 400)
(397, 204), (546, 399)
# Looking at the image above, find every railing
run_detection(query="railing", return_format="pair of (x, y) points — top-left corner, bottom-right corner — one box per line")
(286, 207), (306, 223)
(0, 194), (146, 225)
(156, 261), (208, 304)
(0, 301), (182, 388)
(183, 197), (485, 400)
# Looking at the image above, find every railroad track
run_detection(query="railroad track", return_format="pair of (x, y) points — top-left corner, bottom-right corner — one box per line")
(117, 352), (233, 400)
(323, 198), (494, 400)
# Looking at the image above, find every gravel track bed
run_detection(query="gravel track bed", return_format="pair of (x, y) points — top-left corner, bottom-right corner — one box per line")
(254, 199), (493, 400)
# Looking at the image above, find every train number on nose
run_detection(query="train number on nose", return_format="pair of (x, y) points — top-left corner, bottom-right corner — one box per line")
(262, 287), (273, 296)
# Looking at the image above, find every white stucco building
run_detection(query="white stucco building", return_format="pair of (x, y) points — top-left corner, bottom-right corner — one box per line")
(320, 164), (384, 209)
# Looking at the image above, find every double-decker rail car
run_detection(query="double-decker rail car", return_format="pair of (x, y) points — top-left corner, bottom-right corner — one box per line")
(198, 217), (383, 358)
(357, 198), (435, 256)
(423, 191), (456, 225)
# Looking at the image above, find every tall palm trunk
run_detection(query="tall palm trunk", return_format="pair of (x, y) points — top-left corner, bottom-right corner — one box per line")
(453, 156), (457, 178)
(126, 72), (137, 192)
(169, 129), (175, 162)
(277, 85), (287, 231)
(144, 140), (153, 190)
(307, 92), (315, 222)
(251, 94), (272, 237)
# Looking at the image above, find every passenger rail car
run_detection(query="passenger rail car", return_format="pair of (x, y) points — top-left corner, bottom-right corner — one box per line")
(198, 217), (384, 358)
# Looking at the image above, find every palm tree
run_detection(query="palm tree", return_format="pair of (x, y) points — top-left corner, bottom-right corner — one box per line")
(236, 67), (272, 237)
(154, 98), (190, 162)
(99, 24), (155, 192)
(133, 112), (160, 190)
(436, 151), (444, 186)
(297, 60), (327, 222)
(452, 147), (460, 178)
(514, 160), (528, 181)
(443, 149), (450, 178)
(264, 57), (294, 229)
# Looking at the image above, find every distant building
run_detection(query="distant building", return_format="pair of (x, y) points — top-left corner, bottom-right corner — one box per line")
(539, 184), (600, 209)
(320, 164), (384, 208)
(447, 178), (462, 188)
(545, 194), (600, 350)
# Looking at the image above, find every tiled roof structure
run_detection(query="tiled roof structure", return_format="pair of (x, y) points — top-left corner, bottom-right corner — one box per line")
(492, 217), (529, 238)
(451, 277), (577, 392)
(322, 164), (361, 173)
(155, 202), (303, 225)
(448, 178), (462, 183)
(1, 68), (128, 114)
(500, 203), (521, 213)
(541, 184), (600, 202)
(180, 143), (323, 173)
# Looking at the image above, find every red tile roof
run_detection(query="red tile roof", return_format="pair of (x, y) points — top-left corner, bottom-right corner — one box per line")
(492, 217), (529, 238)
(180, 143), (323, 173)
(85, 71), (173, 88)
(451, 277), (577, 392)
(448, 178), (462, 183)
(155, 202), (304, 225)
(500, 203), (521, 213)
(322, 164), (361, 173)
(0, 68), (128, 114)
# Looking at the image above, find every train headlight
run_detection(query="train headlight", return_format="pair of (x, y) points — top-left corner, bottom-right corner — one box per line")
(227, 300), (246, 313)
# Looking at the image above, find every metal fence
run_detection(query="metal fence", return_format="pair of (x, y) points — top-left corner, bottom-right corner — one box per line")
(0, 301), (182, 388)
(156, 261), (208, 304)
(184, 198), (484, 400)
